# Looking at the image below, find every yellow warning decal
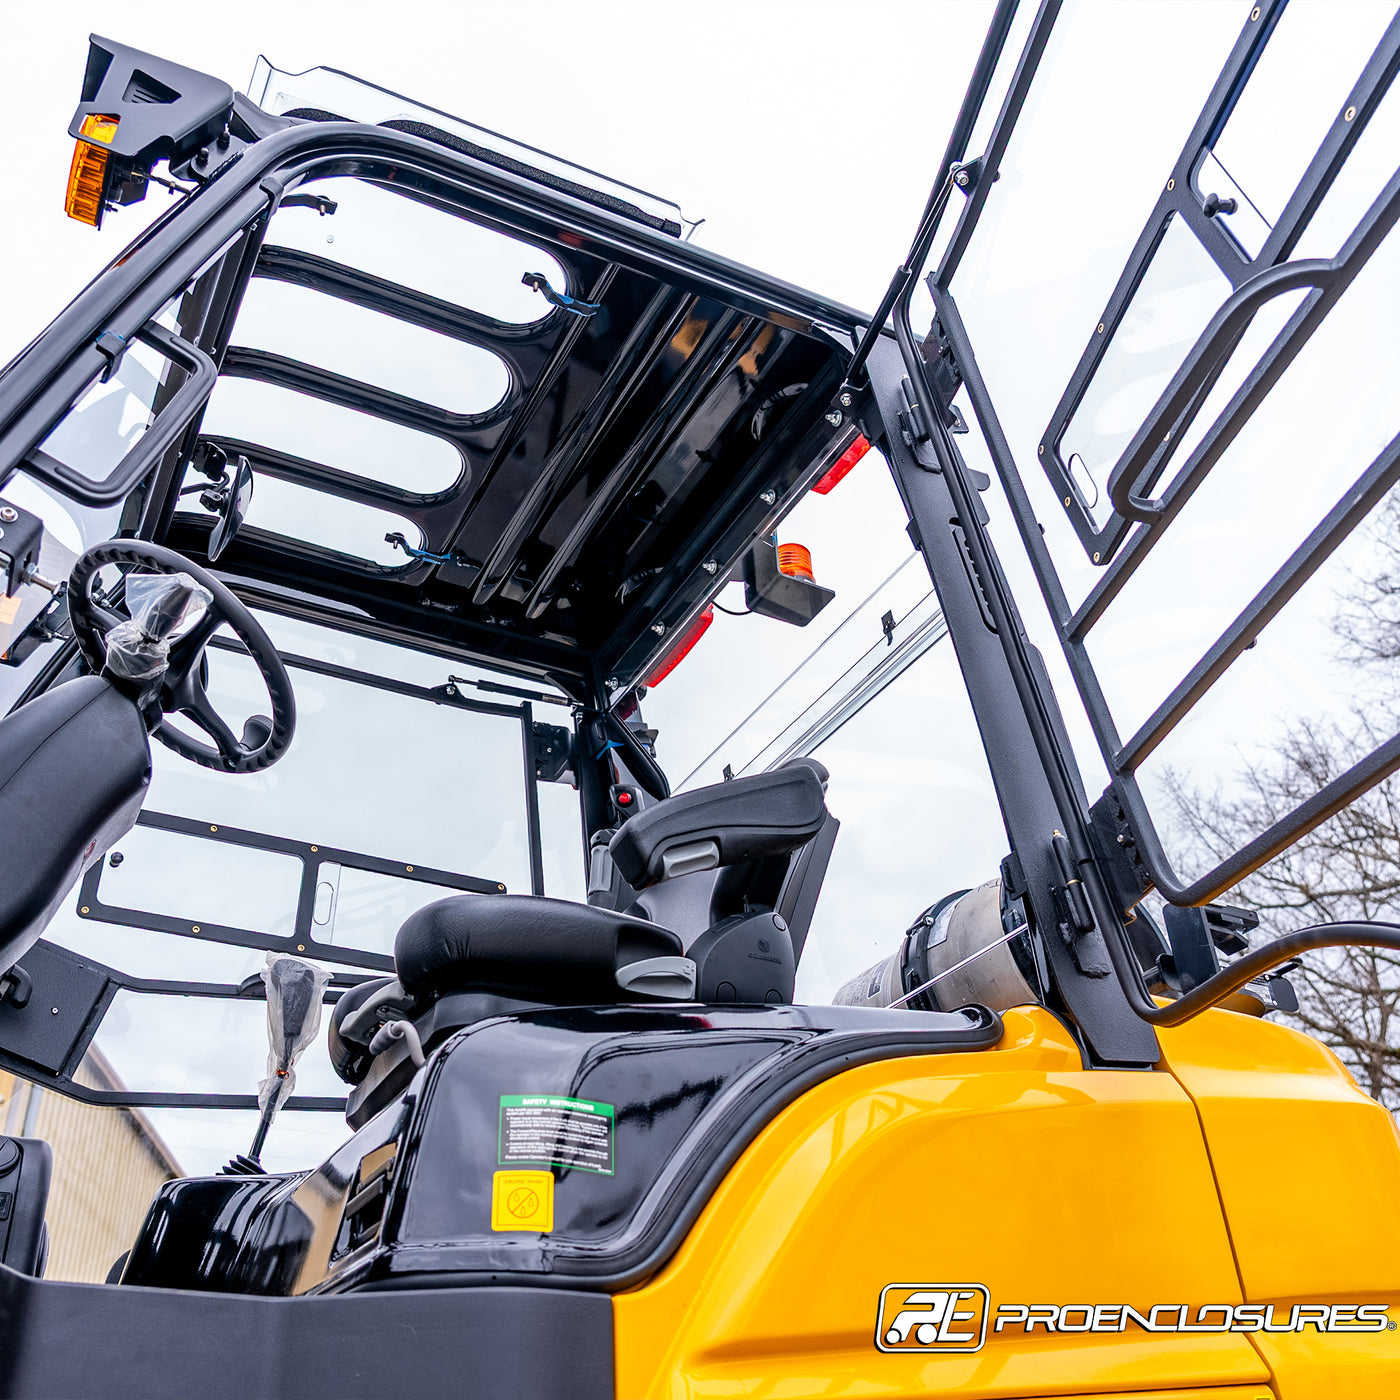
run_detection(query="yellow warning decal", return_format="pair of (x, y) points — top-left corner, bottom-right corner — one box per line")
(491, 1169), (554, 1232)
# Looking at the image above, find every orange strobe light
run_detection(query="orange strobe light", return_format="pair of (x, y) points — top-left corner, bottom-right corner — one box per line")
(65, 115), (121, 226)
(776, 543), (814, 581)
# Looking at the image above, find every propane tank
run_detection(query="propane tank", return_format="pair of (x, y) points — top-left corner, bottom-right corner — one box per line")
(832, 878), (1038, 1013)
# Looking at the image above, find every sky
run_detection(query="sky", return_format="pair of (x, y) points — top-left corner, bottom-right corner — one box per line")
(4, 0), (1398, 1176)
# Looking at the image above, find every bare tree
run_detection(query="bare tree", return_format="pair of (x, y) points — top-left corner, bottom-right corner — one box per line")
(1165, 492), (1400, 1110)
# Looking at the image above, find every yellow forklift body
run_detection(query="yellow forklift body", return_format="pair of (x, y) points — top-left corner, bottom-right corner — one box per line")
(615, 1006), (1400, 1398)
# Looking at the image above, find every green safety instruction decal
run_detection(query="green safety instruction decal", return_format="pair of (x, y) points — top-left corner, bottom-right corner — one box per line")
(498, 1094), (616, 1175)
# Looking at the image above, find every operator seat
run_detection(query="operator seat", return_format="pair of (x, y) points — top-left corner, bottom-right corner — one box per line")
(0, 677), (150, 977)
(329, 760), (836, 1109)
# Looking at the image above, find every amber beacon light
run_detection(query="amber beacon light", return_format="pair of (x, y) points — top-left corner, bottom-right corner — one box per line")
(776, 543), (815, 581)
(65, 114), (121, 226)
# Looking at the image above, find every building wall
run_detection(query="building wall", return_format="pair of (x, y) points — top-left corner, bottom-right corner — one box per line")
(0, 1050), (180, 1284)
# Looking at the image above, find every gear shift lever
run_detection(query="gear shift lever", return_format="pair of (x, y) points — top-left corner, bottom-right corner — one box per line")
(223, 954), (329, 1174)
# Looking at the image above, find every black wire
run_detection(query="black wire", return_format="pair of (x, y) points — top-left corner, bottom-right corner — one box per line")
(712, 601), (753, 617)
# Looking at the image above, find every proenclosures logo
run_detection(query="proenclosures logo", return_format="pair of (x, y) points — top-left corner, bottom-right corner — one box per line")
(875, 1286), (1392, 1353)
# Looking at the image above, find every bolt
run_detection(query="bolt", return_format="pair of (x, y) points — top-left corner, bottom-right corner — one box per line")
(51, 1007), (59, 1016)
(651, 622), (666, 636)
(839, 392), (853, 408)
(825, 409), (843, 427)
(217, 129), (231, 149)
(446, 684), (457, 696)
(760, 489), (777, 506)
(955, 170), (970, 187)
(702, 559), (718, 575)
(0, 506), (16, 523)
(606, 677), (619, 690)
(109, 851), (124, 867)
(1117, 834), (1127, 845)
(196, 147), (209, 164)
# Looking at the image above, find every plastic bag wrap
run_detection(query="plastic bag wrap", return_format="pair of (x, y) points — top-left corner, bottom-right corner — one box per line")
(103, 571), (213, 681)
(257, 953), (331, 1117)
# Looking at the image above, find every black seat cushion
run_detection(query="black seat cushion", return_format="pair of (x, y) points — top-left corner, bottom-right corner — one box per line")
(394, 894), (683, 1002)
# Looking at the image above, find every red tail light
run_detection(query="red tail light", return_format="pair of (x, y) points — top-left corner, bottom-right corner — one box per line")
(645, 606), (714, 686)
(812, 434), (871, 495)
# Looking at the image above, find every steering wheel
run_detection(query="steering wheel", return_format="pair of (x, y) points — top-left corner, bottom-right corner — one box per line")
(69, 540), (296, 773)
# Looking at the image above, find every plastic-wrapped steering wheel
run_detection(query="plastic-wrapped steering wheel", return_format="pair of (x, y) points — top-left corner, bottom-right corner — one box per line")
(69, 540), (296, 773)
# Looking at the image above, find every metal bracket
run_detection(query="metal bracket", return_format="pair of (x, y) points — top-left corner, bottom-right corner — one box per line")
(93, 331), (129, 385)
(950, 157), (984, 196)
(1087, 788), (1154, 915)
(533, 721), (575, 782)
(0, 502), (44, 599)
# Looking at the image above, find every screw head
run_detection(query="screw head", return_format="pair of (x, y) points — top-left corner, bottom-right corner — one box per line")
(606, 677), (619, 690)
(955, 170), (970, 187)
(651, 622), (666, 636)
(760, 489), (777, 506)
(825, 409), (843, 427)
(702, 559), (718, 574)
(1345, 105), (1357, 122)
(839, 392), (853, 408)
(51, 1007), (59, 1016)
(0, 506), (17, 523)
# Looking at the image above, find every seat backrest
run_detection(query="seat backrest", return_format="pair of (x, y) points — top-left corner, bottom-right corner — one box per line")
(599, 759), (839, 1002)
(608, 759), (827, 891)
(0, 677), (150, 977)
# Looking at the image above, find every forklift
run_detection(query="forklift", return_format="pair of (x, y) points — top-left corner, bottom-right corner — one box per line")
(1, 1), (1398, 1395)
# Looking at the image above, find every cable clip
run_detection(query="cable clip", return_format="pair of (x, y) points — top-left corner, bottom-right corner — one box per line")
(385, 533), (469, 568)
(522, 272), (601, 317)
